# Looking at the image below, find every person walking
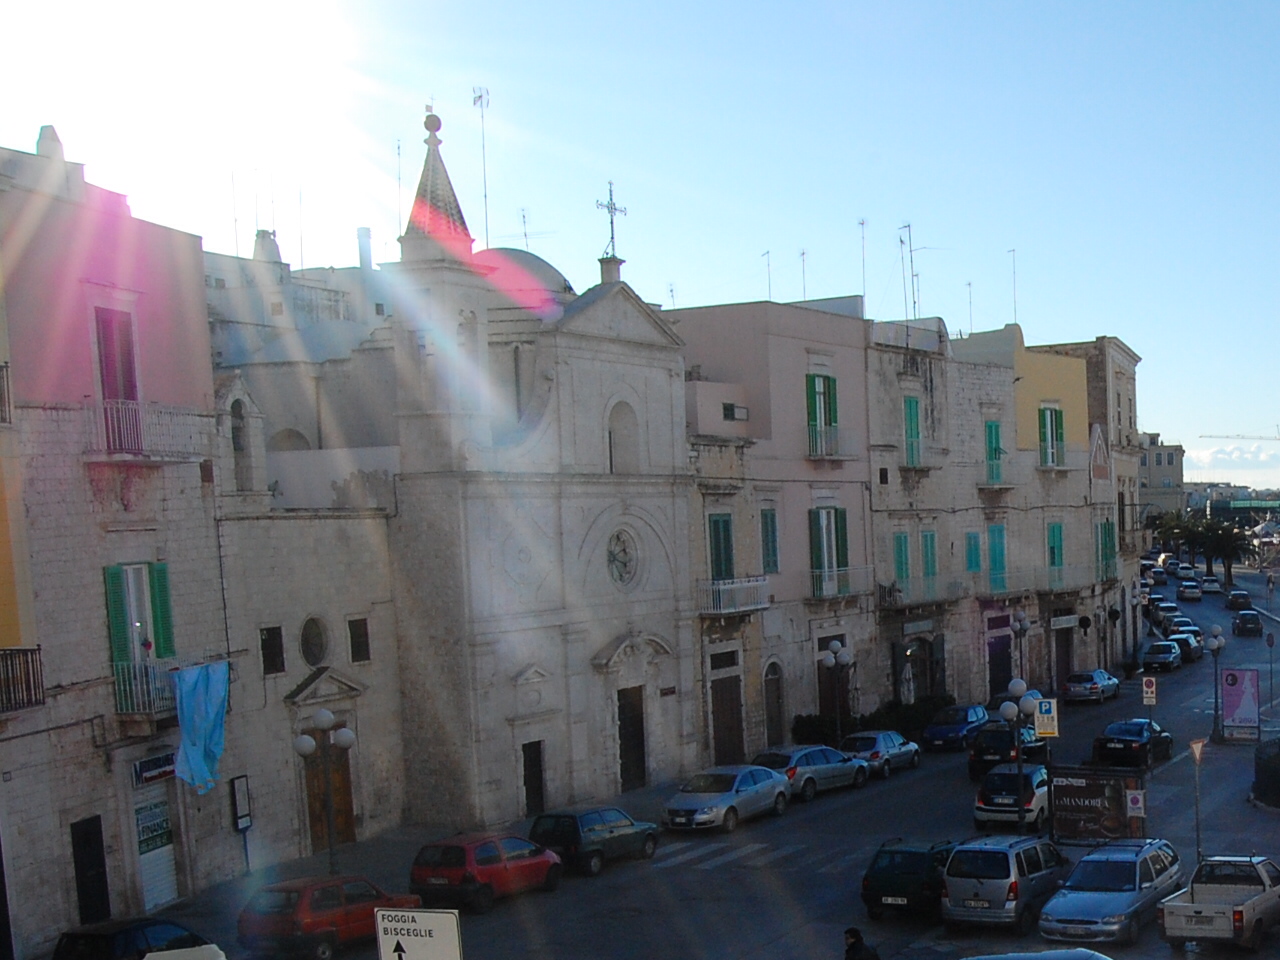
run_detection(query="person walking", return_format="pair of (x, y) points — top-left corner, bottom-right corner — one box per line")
(844, 926), (880, 960)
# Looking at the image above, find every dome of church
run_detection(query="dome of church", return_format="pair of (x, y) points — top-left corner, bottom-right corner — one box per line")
(473, 247), (577, 310)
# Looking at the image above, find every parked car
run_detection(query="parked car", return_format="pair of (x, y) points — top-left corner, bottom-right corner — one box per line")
(238, 875), (421, 958)
(408, 834), (560, 912)
(1158, 855), (1280, 949)
(1149, 567), (1168, 585)
(1062, 669), (1120, 703)
(1167, 632), (1204, 662)
(987, 688), (1043, 713)
(1227, 589), (1254, 610)
(839, 730), (920, 779)
(662, 765), (788, 832)
(1092, 718), (1172, 767)
(1234, 609), (1264, 636)
(751, 745), (868, 799)
(922, 703), (990, 750)
(967, 721), (1047, 780)
(1176, 580), (1202, 601)
(1201, 575), (1222, 593)
(1164, 559), (1181, 576)
(1161, 615), (1195, 639)
(1039, 838), (1185, 944)
(55, 919), (217, 960)
(1149, 601), (1179, 627)
(940, 835), (1072, 934)
(1142, 641), (1182, 672)
(528, 806), (658, 877)
(860, 837), (957, 919)
(1177, 563), (1196, 580)
(974, 763), (1050, 833)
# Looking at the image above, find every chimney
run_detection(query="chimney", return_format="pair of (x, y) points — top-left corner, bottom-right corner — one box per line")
(36, 125), (63, 161)
(357, 227), (373, 272)
(599, 256), (624, 284)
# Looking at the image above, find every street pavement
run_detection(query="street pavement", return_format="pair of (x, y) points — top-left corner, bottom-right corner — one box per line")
(161, 564), (1280, 960)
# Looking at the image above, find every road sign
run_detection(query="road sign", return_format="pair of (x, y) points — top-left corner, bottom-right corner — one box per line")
(1190, 738), (1207, 764)
(1126, 789), (1146, 818)
(375, 909), (462, 960)
(1034, 697), (1059, 737)
(1142, 675), (1157, 706)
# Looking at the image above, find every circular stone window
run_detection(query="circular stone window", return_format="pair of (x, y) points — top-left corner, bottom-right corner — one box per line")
(300, 617), (328, 667)
(606, 529), (638, 585)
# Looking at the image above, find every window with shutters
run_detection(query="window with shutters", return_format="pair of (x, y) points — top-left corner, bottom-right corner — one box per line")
(903, 396), (921, 466)
(707, 513), (735, 582)
(96, 307), (142, 453)
(893, 532), (910, 584)
(808, 506), (849, 598)
(760, 508), (779, 575)
(987, 524), (1007, 592)
(104, 563), (174, 663)
(1095, 519), (1117, 580)
(805, 374), (838, 457)
(1047, 523), (1064, 569)
(921, 530), (937, 579)
(965, 532), (982, 573)
(1038, 406), (1065, 467)
(984, 420), (1003, 483)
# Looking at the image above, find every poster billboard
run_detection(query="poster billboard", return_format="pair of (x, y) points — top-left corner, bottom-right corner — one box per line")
(1050, 766), (1145, 841)
(1222, 668), (1261, 741)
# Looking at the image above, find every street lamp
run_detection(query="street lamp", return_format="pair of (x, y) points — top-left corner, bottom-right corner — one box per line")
(1207, 627), (1226, 743)
(1012, 610), (1029, 679)
(998, 678), (1040, 832)
(293, 707), (357, 875)
(1129, 594), (1142, 669)
(822, 640), (854, 746)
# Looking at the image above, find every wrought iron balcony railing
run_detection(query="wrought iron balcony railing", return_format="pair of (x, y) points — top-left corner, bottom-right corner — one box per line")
(697, 576), (770, 615)
(809, 565), (875, 600)
(114, 659), (177, 717)
(807, 425), (860, 459)
(0, 647), (44, 713)
(84, 401), (208, 460)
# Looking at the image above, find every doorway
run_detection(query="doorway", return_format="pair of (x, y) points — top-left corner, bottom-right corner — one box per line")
(302, 728), (356, 852)
(617, 686), (646, 792)
(521, 741), (545, 817)
(987, 633), (1012, 699)
(70, 815), (110, 925)
(711, 675), (745, 765)
(763, 663), (785, 747)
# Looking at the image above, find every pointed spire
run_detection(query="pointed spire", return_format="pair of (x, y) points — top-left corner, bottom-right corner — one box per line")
(403, 110), (471, 248)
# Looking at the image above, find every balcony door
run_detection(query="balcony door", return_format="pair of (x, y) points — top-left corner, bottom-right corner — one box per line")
(96, 307), (141, 453)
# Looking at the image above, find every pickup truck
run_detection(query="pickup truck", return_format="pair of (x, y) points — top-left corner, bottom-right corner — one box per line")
(1157, 856), (1280, 949)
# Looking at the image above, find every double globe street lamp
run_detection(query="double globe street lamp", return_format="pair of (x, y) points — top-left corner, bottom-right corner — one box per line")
(821, 640), (854, 746)
(998, 678), (1040, 831)
(293, 708), (356, 874)
(1207, 626), (1227, 743)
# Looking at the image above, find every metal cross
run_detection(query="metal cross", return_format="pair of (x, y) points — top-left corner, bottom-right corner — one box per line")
(596, 181), (626, 258)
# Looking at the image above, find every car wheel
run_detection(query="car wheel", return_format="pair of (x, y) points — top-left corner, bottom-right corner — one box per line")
(910, 750), (920, 769)
(542, 862), (562, 892)
(800, 778), (818, 802)
(1123, 916), (1139, 945)
(311, 939), (336, 960)
(1016, 905), (1037, 937)
(772, 791), (788, 816)
(881, 761), (892, 780)
(640, 834), (658, 859)
(470, 884), (495, 914)
(853, 767), (868, 788)
(721, 807), (739, 833)
(584, 850), (604, 877)
(1029, 808), (1045, 833)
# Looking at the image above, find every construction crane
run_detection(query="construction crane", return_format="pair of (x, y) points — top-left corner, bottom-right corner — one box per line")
(1199, 430), (1280, 440)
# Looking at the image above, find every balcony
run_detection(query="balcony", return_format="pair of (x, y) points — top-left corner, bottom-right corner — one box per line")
(976, 564), (1097, 598)
(113, 659), (177, 717)
(84, 401), (209, 461)
(1038, 442), (1068, 470)
(809, 565), (875, 600)
(697, 576), (770, 615)
(807, 425), (860, 460)
(877, 577), (971, 608)
(0, 647), (44, 713)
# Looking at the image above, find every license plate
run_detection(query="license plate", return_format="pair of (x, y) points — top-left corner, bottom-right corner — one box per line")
(1186, 916), (1215, 926)
(1107, 741), (1124, 748)
(981, 753), (1000, 760)
(931, 740), (943, 746)
(427, 877), (449, 885)
(673, 818), (690, 825)
(994, 797), (1014, 804)
(964, 899), (990, 908)
(882, 897), (907, 905)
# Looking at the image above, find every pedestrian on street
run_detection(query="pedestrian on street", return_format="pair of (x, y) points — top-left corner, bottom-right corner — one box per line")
(844, 926), (880, 960)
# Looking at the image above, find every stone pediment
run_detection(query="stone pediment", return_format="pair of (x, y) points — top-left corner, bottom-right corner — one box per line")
(1090, 423), (1111, 481)
(283, 666), (365, 706)
(591, 632), (675, 671)
(558, 283), (683, 348)
(512, 663), (552, 685)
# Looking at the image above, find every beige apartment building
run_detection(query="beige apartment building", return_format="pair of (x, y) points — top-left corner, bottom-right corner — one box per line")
(1139, 432), (1186, 520)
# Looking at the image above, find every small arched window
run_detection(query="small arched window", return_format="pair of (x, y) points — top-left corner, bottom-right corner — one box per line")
(231, 399), (251, 491)
(607, 402), (640, 474)
(763, 662), (785, 747)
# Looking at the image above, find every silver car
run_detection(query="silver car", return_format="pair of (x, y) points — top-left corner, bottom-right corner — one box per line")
(751, 745), (868, 800)
(941, 835), (1072, 934)
(839, 730), (920, 779)
(662, 765), (788, 832)
(1040, 838), (1185, 944)
(1061, 669), (1120, 703)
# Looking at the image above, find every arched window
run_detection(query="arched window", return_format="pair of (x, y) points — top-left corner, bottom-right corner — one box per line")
(267, 428), (312, 452)
(231, 399), (251, 492)
(763, 662), (785, 747)
(607, 402), (639, 474)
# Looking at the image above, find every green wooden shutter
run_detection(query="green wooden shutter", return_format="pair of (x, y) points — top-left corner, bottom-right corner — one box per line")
(824, 376), (838, 426)
(893, 532), (910, 582)
(1048, 523), (1064, 568)
(985, 420), (1002, 483)
(834, 508), (849, 569)
(921, 530), (937, 578)
(760, 509), (779, 574)
(1053, 408), (1065, 445)
(808, 508), (822, 573)
(965, 532), (981, 572)
(805, 375), (819, 427)
(104, 565), (130, 664)
(904, 396), (920, 465)
(988, 525), (1006, 574)
(1038, 408), (1049, 465)
(149, 562), (175, 659)
(708, 514), (735, 581)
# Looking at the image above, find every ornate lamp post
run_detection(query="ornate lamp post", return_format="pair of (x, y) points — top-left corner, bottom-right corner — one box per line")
(822, 640), (854, 746)
(1012, 610), (1029, 679)
(998, 678), (1040, 831)
(293, 707), (357, 875)
(1207, 626), (1226, 743)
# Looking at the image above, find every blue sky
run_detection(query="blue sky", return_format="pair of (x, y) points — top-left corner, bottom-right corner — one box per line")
(6, 1), (1280, 488)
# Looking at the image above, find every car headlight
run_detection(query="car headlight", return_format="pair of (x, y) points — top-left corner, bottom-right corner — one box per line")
(1040, 913), (1054, 923)
(1102, 914), (1128, 924)
(698, 807), (717, 817)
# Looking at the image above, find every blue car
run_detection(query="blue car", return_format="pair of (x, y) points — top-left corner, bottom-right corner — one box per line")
(922, 704), (990, 751)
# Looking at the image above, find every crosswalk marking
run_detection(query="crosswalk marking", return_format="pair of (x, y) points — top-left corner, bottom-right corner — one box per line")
(746, 843), (806, 866)
(652, 842), (728, 868)
(818, 852), (863, 874)
(653, 840), (692, 858)
(694, 843), (768, 870)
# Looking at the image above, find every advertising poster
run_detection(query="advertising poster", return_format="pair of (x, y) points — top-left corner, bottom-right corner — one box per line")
(1222, 668), (1261, 741)
(1050, 766), (1144, 841)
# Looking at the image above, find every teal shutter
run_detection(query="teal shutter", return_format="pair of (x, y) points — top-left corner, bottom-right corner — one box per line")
(1054, 408), (1065, 446)
(808, 509), (822, 572)
(805, 375), (819, 427)
(965, 532), (982, 572)
(988, 525), (1007, 590)
(1047, 523), (1064, 568)
(834, 508), (849, 569)
(760, 509), (779, 574)
(708, 514), (734, 581)
(104, 565), (130, 664)
(149, 562), (175, 659)
(904, 396), (921, 466)
(1038, 407), (1049, 465)
(893, 532), (910, 582)
(824, 376), (838, 426)
(921, 530), (937, 578)
(985, 420), (1002, 483)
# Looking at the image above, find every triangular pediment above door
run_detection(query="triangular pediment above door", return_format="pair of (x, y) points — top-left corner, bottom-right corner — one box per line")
(283, 666), (365, 706)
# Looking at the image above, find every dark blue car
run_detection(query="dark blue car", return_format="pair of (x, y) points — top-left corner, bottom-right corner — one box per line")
(922, 704), (989, 751)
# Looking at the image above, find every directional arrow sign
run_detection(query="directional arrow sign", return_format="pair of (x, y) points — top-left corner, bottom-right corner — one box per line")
(1190, 738), (1207, 765)
(376, 909), (461, 960)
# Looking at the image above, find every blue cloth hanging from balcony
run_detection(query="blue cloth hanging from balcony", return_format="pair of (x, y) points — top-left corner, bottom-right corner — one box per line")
(174, 661), (230, 794)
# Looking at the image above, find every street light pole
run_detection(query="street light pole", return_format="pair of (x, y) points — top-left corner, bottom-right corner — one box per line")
(293, 707), (357, 875)
(822, 640), (854, 746)
(1207, 627), (1226, 743)
(1012, 611), (1029, 681)
(999, 678), (1039, 832)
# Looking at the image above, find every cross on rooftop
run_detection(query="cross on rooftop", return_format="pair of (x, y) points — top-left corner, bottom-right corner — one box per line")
(596, 181), (626, 258)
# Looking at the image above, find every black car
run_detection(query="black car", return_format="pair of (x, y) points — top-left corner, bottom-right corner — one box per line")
(52, 918), (212, 960)
(1226, 589), (1253, 611)
(1092, 718), (1172, 768)
(861, 837), (957, 919)
(528, 806), (658, 876)
(1233, 609), (1264, 637)
(967, 721), (1047, 780)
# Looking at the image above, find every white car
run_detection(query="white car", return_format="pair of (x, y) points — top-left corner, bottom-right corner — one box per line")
(974, 763), (1050, 832)
(1201, 576), (1222, 593)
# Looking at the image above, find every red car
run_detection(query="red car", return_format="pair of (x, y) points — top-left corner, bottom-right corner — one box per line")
(236, 874), (419, 960)
(409, 832), (562, 912)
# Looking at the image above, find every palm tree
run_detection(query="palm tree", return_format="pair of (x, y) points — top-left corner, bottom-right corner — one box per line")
(1182, 514), (1208, 568)
(1204, 521), (1255, 586)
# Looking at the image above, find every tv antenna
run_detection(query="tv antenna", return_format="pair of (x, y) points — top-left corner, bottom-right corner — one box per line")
(859, 218), (867, 300)
(596, 181), (626, 258)
(800, 249), (807, 300)
(1008, 248), (1018, 325)
(473, 87), (490, 248)
(762, 250), (772, 300)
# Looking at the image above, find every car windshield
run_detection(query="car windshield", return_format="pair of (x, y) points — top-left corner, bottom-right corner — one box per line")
(947, 849), (1010, 879)
(1065, 859), (1136, 892)
(1103, 722), (1145, 739)
(843, 737), (878, 753)
(413, 845), (467, 868)
(248, 889), (301, 914)
(1066, 673), (1095, 684)
(870, 849), (929, 874)
(974, 728), (1010, 748)
(931, 707), (969, 725)
(1147, 644), (1175, 655)
(750, 753), (792, 769)
(984, 772), (1030, 794)
(52, 934), (118, 960)
(682, 773), (736, 793)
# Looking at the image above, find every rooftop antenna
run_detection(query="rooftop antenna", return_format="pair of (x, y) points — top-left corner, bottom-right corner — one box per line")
(521, 208), (530, 251)
(231, 173), (240, 257)
(1008, 248), (1018, 325)
(396, 139), (402, 237)
(800, 249), (807, 300)
(900, 223), (918, 319)
(967, 281), (973, 335)
(762, 250), (772, 300)
(668, 283), (676, 308)
(473, 86), (490, 248)
(859, 218), (867, 301)
(595, 180), (626, 258)
(298, 188), (304, 271)
(899, 236), (909, 319)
